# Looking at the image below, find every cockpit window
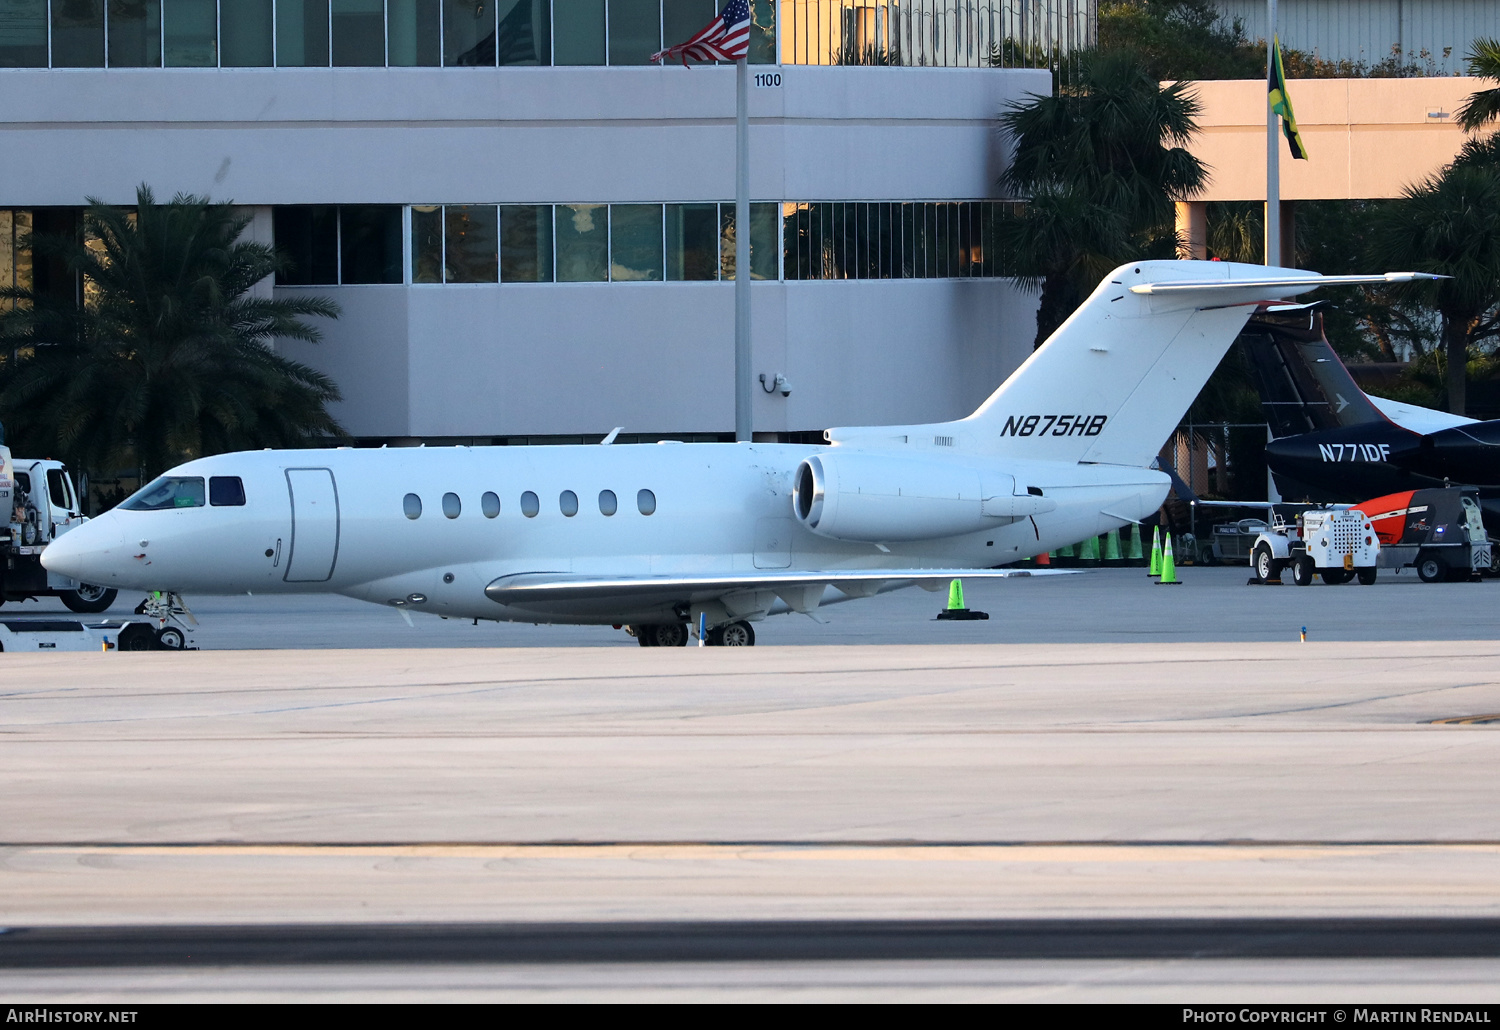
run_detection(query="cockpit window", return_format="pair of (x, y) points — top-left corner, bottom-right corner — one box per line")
(121, 476), (206, 510)
(209, 476), (246, 506)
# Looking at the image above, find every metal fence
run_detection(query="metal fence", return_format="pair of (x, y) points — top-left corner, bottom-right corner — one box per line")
(778, 0), (1097, 71)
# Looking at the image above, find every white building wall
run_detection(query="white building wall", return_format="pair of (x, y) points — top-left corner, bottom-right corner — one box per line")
(2, 64), (1045, 438)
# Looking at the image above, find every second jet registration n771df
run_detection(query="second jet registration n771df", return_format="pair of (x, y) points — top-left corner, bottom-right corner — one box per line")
(42, 261), (1431, 645)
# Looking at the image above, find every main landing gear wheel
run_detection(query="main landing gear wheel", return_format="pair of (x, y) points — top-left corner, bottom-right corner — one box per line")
(1290, 555), (1317, 587)
(708, 621), (756, 647)
(1417, 555), (1447, 583)
(60, 583), (118, 614)
(636, 623), (689, 647)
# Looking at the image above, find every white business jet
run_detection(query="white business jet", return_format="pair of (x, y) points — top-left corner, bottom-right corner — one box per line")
(41, 260), (1431, 645)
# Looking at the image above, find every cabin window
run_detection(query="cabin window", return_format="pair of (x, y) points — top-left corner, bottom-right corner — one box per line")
(442, 492), (461, 518)
(598, 489), (617, 516)
(403, 492), (422, 519)
(122, 476), (206, 510)
(636, 488), (656, 515)
(559, 489), (579, 517)
(521, 490), (540, 517)
(481, 491), (501, 518)
(209, 476), (246, 506)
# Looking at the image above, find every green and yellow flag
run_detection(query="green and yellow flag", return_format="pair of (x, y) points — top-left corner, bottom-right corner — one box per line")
(1269, 35), (1308, 160)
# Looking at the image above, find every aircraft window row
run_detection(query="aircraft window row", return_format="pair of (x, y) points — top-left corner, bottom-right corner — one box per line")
(402, 488), (656, 519)
(121, 475), (245, 510)
(0, 1), (776, 70)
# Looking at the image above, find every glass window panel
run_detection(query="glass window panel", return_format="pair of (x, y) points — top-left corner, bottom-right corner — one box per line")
(274, 206), (339, 285)
(0, 211), (12, 303)
(559, 489), (578, 517)
(276, 0), (328, 64)
(551, 0), (601, 64)
(411, 205), (442, 283)
(164, 0), (218, 65)
(444, 205), (498, 283)
(500, 204), (553, 282)
(555, 204), (608, 282)
(879, 202), (893, 279)
(0, 0), (48, 67)
(221, 0), (274, 64)
(719, 202), (779, 281)
(665, 203), (716, 281)
(598, 489), (616, 516)
(607, 0), (656, 65)
(779, 203), (797, 281)
(609, 204), (662, 282)
(442, 491), (461, 518)
(52, 0), (104, 66)
(443, 0), (494, 65)
(495, 0), (547, 65)
(331, 0), (383, 64)
(520, 490), (539, 517)
(636, 488), (655, 515)
(107, 0), (161, 66)
(747, 0), (774, 64)
(209, 476), (247, 506)
(403, 493), (421, 518)
(481, 491), (500, 517)
(661, 0), (712, 56)
(900, 203), (915, 278)
(386, 0), (439, 65)
(340, 205), (402, 284)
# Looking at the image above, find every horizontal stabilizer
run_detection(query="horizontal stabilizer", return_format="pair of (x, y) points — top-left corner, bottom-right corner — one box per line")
(1130, 272), (1443, 295)
(486, 567), (1073, 607)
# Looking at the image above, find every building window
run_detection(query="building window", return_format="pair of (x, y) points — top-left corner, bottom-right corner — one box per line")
(500, 205), (553, 283)
(0, 0), (48, 67)
(481, 490), (500, 517)
(609, 204), (663, 282)
(340, 206), (403, 285)
(51, 0), (104, 67)
(274, 206), (339, 286)
(331, 0), (384, 65)
(164, 0), (218, 67)
(520, 490), (539, 517)
(387, 0), (439, 65)
(403, 493), (422, 519)
(782, 201), (1013, 281)
(495, 0), (549, 65)
(598, 489), (617, 516)
(442, 491), (461, 518)
(276, 0), (330, 65)
(444, 205), (499, 283)
(108, 0), (162, 67)
(411, 206), (443, 283)
(606, 0), (657, 65)
(559, 489), (578, 516)
(666, 203), (718, 281)
(222, 0), (275, 66)
(551, 0), (601, 64)
(637, 488), (655, 515)
(555, 204), (608, 283)
(442, 0), (492, 65)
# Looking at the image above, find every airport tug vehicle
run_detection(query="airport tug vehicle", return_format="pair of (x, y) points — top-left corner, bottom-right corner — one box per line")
(1251, 509), (1381, 586)
(0, 441), (118, 613)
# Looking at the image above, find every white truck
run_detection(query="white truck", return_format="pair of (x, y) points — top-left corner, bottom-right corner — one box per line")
(0, 443), (119, 613)
(1251, 508), (1382, 586)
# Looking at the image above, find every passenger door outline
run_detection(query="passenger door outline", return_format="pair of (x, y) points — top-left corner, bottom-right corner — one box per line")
(284, 468), (340, 583)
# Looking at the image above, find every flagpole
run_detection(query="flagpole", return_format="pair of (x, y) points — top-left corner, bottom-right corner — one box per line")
(1265, 0), (1280, 267)
(734, 56), (752, 443)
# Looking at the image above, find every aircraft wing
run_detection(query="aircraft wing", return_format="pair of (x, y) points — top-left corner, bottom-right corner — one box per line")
(485, 567), (1073, 609)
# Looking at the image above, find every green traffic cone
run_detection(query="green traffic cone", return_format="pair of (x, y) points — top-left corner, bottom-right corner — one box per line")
(1127, 524), (1145, 562)
(1079, 534), (1099, 562)
(1104, 529), (1122, 562)
(936, 577), (989, 621)
(1158, 532), (1181, 584)
(1058, 543), (1074, 560)
(947, 578), (965, 610)
(1149, 525), (1162, 577)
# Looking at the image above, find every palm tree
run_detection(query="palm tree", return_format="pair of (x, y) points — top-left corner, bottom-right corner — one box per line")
(998, 51), (1209, 346)
(1367, 164), (1500, 415)
(1457, 37), (1500, 132)
(0, 185), (343, 483)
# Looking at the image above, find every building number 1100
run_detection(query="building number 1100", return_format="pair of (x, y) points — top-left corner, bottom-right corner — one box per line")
(753, 73), (782, 88)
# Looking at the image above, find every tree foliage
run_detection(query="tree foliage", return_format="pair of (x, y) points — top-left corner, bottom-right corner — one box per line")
(998, 51), (1208, 346)
(0, 185), (343, 481)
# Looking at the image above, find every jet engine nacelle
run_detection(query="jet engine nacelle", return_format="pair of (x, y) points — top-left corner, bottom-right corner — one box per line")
(792, 453), (1055, 542)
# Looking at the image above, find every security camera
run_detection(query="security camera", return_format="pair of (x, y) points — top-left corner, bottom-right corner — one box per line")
(760, 372), (792, 398)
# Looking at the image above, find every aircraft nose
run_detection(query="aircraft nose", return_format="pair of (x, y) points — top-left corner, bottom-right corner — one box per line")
(40, 513), (127, 582)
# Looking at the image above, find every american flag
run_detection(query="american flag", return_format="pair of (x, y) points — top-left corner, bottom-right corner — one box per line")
(650, 0), (752, 65)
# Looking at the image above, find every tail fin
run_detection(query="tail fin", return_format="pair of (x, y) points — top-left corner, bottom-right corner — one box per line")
(826, 261), (1438, 466)
(1239, 307), (1384, 437)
